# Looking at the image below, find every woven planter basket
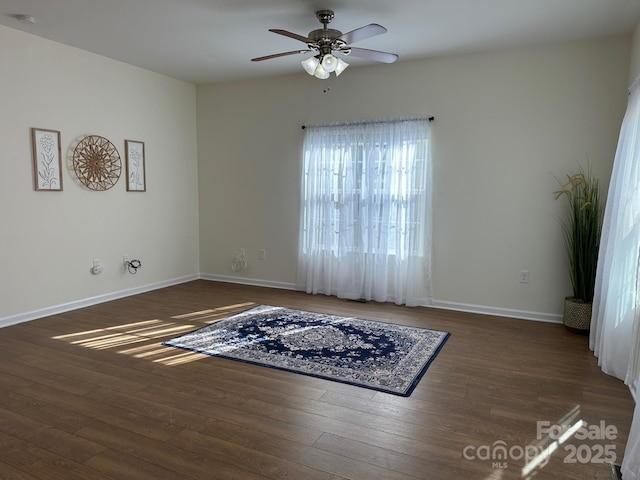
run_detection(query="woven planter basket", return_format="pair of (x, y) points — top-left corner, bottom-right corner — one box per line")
(563, 297), (592, 334)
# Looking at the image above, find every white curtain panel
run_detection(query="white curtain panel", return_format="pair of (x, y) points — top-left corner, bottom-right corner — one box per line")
(590, 77), (640, 478)
(297, 118), (433, 306)
(591, 77), (640, 386)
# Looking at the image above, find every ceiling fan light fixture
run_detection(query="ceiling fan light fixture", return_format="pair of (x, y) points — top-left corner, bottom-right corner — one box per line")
(313, 63), (330, 79)
(334, 57), (349, 76)
(321, 54), (338, 72)
(260, 10), (394, 80)
(301, 56), (320, 75)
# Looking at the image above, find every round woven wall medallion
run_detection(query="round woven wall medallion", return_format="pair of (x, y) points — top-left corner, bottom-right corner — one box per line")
(72, 135), (121, 191)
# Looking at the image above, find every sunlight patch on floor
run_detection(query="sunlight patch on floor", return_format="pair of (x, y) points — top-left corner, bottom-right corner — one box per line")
(118, 343), (177, 357)
(52, 320), (196, 352)
(155, 350), (207, 366)
(71, 333), (146, 350)
(53, 319), (163, 339)
(51, 316), (195, 356)
(50, 303), (253, 366)
(171, 302), (255, 323)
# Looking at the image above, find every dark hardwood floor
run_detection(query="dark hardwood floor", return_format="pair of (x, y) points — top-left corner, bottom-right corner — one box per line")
(0, 280), (634, 479)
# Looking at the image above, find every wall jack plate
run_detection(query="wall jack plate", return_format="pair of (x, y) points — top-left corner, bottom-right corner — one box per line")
(92, 259), (103, 275)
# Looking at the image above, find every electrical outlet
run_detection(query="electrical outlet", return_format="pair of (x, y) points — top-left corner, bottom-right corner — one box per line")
(123, 255), (130, 266)
(258, 249), (266, 260)
(240, 248), (246, 257)
(519, 270), (529, 284)
(91, 259), (103, 274)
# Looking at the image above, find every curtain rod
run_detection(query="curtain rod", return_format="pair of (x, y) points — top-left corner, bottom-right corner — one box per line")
(301, 116), (434, 129)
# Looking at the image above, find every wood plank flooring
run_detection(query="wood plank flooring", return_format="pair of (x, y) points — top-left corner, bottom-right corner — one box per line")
(0, 280), (634, 479)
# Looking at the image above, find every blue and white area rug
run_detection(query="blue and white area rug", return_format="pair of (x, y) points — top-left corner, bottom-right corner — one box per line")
(163, 305), (450, 397)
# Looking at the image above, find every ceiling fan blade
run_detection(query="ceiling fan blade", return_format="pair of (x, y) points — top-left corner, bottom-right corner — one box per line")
(338, 24), (387, 45)
(269, 29), (314, 44)
(251, 50), (311, 62)
(341, 47), (398, 63)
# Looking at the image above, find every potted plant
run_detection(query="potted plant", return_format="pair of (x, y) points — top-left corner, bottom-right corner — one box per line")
(554, 168), (602, 333)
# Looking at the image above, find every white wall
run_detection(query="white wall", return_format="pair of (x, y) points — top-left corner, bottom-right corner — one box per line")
(0, 25), (199, 323)
(0, 27), (630, 324)
(197, 35), (630, 320)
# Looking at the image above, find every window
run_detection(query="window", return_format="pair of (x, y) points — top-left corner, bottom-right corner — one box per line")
(297, 118), (433, 306)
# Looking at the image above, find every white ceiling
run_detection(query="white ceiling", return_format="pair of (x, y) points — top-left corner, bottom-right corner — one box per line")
(1, 0), (639, 84)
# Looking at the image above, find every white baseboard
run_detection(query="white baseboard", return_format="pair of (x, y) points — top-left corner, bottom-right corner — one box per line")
(431, 300), (563, 324)
(0, 275), (199, 329)
(1, 273), (562, 329)
(201, 274), (562, 324)
(200, 273), (297, 291)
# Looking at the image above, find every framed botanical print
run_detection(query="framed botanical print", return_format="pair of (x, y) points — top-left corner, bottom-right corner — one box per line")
(31, 128), (62, 191)
(125, 139), (146, 192)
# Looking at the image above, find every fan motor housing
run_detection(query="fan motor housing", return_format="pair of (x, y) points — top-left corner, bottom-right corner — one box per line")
(308, 28), (342, 42)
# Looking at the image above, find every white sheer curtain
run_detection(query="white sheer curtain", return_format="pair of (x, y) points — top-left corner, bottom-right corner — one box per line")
(591, 77), (640, 386)
(297, 118), (432, 306)
(589, 77), (640, 478)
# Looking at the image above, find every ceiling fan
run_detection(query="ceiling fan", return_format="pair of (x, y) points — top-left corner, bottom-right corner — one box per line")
(251, 10), (398, 79)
